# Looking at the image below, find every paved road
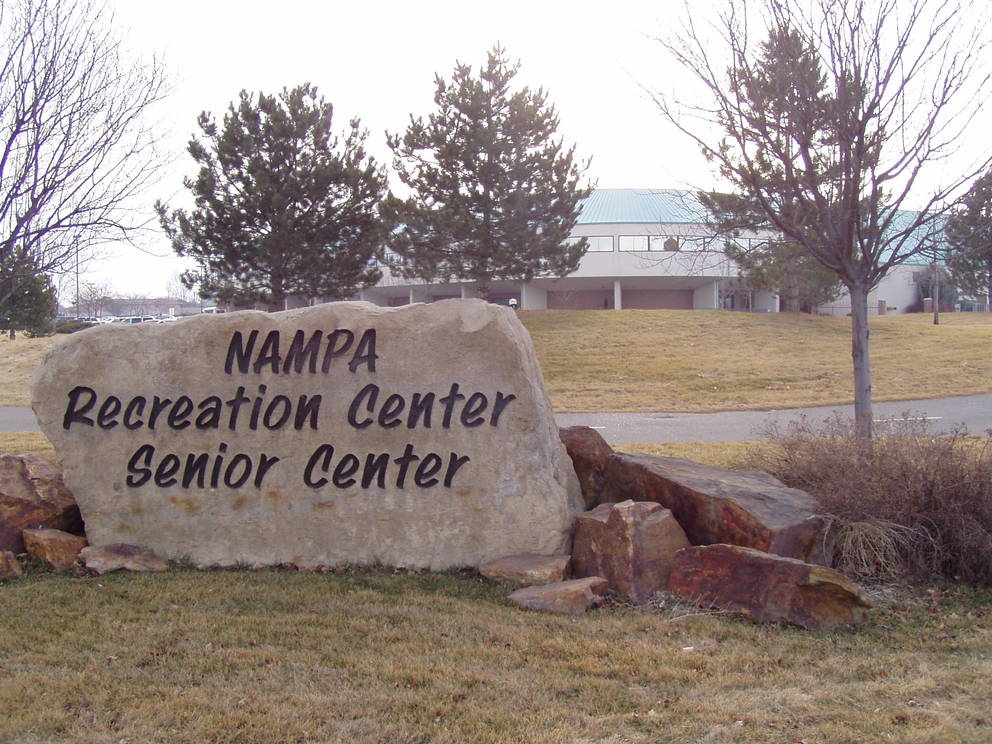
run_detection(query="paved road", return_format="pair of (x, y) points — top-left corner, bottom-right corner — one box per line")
(556, 393), (992, 443)
(4, 394), (990, 441)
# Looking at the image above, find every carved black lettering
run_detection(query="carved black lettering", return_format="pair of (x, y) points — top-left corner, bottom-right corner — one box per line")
(225, 387), (250, 429)
(347, 384), (378, 428)
(294, 395), (321, 430)
(196, 396), (222, 429)
(254, 454), (280, 487)
(349, 328), (378, 372)
(439, 383), (465, 428)
(393, 443), (420, 489)
(263, 395), (291, 429)
(321, 329), (354, 372)
(490, 391), (517, 426)
(97, 396), (122, 429)
(460, 392), (488, 427)
(167, 396), (193, 430)
(249, 384), (267, 429)
(126, 444), (154, 487)
(378, 393), (405, 428)
(332, 454), (360, 488)
(254, 331), (281, 373)
(210, 442), (228, 487)
(284, 330), (323, 373)
(414, 454), (443, 487)
(154, 454), (181, 487)
(123, 396), (146, 430)
(63, 386), (96, 429)
(304, 444), (334, 488)
(361, 452), (389, 488)
(182, 453), (209, 488)
(147, 396), (173, 430)
(407, 392), (434, 429)
(224, 454), (253, 488)
(443, 452), (471, 487)
(225, 330), (258, 374)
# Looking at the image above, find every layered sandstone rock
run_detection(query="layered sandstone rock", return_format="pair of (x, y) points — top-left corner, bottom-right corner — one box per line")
(32, 300), (583, 569)
(79, 544), (169, 574)
(507, 576), (608, 614)
(572, 500), (690, 602)
(479, 554), (571, 585)
(668, 544), (871, 630)
(558, 427), (829, 564)
(23, 528), (87, 570)
(0, 454), (82, 553)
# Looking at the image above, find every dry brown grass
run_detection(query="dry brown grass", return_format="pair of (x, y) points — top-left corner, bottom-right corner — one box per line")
(0, 432), (56, 460)
(0, 334), (53, 406)
(1, 568), (989, 744)
(521, 309), (992, 412)
(620, 440), (768, 470)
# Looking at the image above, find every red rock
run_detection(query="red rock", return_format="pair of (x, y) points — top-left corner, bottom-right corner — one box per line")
(0, 454), (82, 553)
(602, 453), (830, 564)
(23, 528), (88, 570)
(0, 550), (21, 578)
(507, 576), (608, 614)
(668, 544), (871, 630)
(480, 554), (571, 585)
(79, 544), (168, 574)
(559, 426), (614, 509)
(572, 500), (690, 603)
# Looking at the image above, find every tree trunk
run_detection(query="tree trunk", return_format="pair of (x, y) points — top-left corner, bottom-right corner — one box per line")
(849, 283), (873, 443)
(987, 257), (991, 311)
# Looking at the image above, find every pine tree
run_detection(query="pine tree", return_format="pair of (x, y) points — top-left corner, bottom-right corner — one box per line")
(386, 46), (592, 300)
(0, 257), (56, 339)
(157, 85), (387, 311)
(945, 168), (992, 309)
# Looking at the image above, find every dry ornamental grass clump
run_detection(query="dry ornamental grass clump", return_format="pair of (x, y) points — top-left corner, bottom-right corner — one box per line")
(749, 416), (992, 584)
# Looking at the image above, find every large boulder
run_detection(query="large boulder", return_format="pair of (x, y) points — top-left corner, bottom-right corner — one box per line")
(23, 528), (88, 570)
(572, 500), (690, 603)
(668, 544), (871, 630)
(559, 426), (613, 509)
(32, 300), (583, 570)
(0, 454), (82, 553)
(507, 576), (608, 614)
(79, 544), (169, 574)
(602, 453), (830, 563)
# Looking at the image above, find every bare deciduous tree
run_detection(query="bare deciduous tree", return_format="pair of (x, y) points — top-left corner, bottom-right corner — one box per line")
(0, 0), (167, 318)
(655, 0), (991, 440)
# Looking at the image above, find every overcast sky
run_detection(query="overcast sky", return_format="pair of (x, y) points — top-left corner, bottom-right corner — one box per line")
(88, 0), (990, 298)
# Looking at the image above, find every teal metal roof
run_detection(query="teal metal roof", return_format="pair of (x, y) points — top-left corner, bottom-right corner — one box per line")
(577, 188), (707, 225)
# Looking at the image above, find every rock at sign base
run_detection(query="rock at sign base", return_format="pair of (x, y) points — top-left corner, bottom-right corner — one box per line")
(0, 550), (21, 578)
(572, 500), (690, 603)
(507, 576), (609, 614)
(23, 528), (88, 570)
(559, 426), (614, 509)
(31, 300), (583, 570)
(79, 544), (169, 575)
(0, 454), (82, 553)
(668, 544), (871, 630)
(479, 553), (571, 585)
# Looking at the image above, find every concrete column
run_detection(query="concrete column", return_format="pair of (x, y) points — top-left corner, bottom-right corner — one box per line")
(520, 284), (548, 310)
(753, 290), (779, 313)
(613, 279), (623, 310)
(692, 281), (720, 309)
(460, 284), (478, 299)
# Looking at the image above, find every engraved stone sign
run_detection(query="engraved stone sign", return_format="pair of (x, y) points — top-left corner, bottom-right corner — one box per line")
(31, 300), (583, 569)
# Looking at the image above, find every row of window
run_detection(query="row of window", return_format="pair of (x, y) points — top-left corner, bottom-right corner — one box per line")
(567, 235), (763, 253)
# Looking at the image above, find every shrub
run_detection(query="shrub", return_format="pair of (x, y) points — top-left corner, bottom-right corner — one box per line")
(54, 320), (95, 334)
(746, 416), (992, 584)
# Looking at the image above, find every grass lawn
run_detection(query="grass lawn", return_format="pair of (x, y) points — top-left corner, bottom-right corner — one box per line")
(521, 309), (992, 412)
(1, 568), (990, 744)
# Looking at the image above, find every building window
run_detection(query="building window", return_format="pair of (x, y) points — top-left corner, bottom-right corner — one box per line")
(567, 235), (614, 252)
(619, 235), (651, 251)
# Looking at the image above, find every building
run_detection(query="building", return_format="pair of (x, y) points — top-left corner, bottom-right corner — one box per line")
(356, 188), (948, 314)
